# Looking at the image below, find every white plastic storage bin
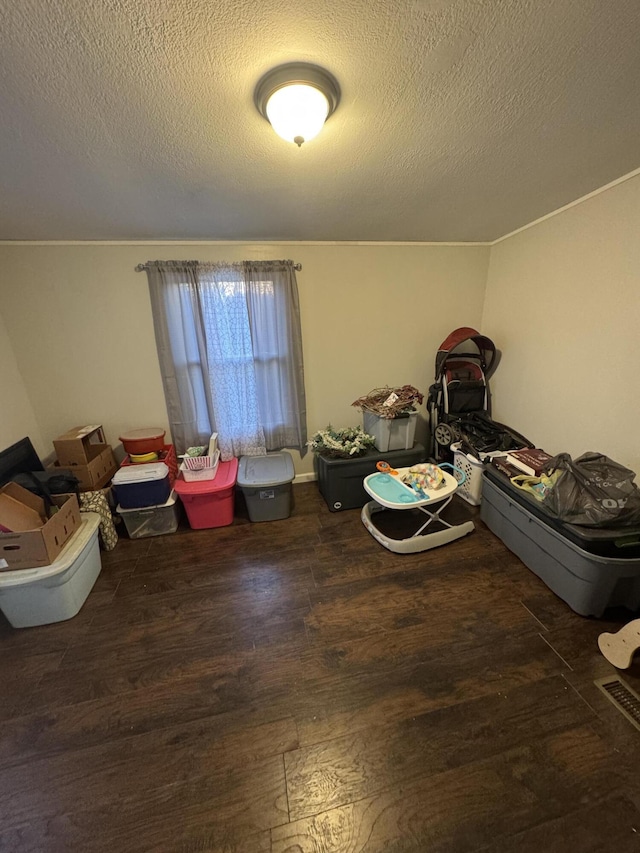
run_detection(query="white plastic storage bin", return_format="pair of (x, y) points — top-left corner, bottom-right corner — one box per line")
(363, 411), (418, 452)
(0, 513), (102, 628)
(118, 490), (180, 539)
(452, 443), (484, 506)
(237, 452), (295, 522)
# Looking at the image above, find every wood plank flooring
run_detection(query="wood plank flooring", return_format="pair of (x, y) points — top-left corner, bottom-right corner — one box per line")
(2, 483), (640, 852)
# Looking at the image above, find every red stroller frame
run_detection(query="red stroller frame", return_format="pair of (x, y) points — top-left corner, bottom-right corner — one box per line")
(428, 327), (497, 460)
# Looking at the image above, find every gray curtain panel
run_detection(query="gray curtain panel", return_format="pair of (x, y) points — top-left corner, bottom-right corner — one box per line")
(146, 261), (217, 454)
(244, 260), (307, 454)
(143, 259), (307, 459)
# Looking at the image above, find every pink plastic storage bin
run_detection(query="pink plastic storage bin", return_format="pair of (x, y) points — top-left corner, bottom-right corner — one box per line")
(173, 458), (238, 529)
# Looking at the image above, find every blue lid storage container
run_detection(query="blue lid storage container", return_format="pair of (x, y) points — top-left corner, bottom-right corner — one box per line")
(112, 462), (171, 509)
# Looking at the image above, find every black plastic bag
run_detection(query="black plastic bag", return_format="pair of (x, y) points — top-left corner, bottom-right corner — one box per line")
(541, 452), (640, 528)
(10, 471), (80, 514)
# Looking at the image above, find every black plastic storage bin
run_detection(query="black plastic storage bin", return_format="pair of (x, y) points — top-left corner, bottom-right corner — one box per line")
(315, 443), (426, 512)
(481, 467), (640, 617)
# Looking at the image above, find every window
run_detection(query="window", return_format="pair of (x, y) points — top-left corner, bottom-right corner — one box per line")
(143, 260), (307, 460)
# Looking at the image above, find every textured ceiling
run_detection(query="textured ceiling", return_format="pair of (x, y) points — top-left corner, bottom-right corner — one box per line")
(1, 0), (639, 242)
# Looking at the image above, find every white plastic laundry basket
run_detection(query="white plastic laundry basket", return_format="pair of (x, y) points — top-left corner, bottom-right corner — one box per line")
(452, 444), (484, 506)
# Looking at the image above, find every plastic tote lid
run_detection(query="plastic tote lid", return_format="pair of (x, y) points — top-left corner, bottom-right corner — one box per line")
(174, 458), (238, 494)
(118, 427), (166, 442)
(237, 452), (294, 488)
(112, 462), (169, 485)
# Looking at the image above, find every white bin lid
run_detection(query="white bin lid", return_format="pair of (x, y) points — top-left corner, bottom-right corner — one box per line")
(112, 462), (169, 485)
(237, 452), (294, 488)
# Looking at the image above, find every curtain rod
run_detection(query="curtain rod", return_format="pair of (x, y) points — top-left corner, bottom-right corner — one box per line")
(135, 261), (302, 272)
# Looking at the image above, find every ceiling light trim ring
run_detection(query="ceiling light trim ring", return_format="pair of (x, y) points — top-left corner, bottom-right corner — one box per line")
(254, 62), (341, 122)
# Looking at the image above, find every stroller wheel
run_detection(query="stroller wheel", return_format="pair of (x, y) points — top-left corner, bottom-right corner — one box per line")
(434, 422), (455, 447)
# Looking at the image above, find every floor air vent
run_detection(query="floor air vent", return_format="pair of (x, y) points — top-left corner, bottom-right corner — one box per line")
(595, 677), (640, 732)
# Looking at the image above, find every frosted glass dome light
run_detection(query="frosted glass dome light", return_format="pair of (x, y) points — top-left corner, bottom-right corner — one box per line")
(266, 84), (329, 146)
(255, 63), (341, 147)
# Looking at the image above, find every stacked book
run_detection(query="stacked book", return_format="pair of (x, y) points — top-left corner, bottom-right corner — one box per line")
(492, 447), (554, 478)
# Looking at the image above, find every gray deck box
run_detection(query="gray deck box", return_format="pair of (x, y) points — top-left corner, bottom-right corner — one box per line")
(314, 443), (426, 512)
(481, 469), (640, 617)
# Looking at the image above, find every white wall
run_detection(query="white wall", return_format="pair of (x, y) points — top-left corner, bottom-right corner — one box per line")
(482, 174), (640, 474)
(0, 311), (43, 455)
(0, 243), (489, 474)
(2, 172), (638, 480)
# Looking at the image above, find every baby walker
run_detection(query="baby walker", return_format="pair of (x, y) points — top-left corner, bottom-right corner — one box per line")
(361, 461), (474, 553)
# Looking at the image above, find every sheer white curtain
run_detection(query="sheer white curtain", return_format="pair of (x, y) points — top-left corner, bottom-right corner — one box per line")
(197, 265), (265, 458)
(143, 259), (307, 461)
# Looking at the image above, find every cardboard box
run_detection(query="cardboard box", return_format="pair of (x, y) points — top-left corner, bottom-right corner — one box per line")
(53, 425), (107, 467)
(0, 492), (43, 532)
(49, 446), (118, 492)
(0, 483), (81, 571)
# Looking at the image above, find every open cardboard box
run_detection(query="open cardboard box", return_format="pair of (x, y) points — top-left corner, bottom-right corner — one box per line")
(0, 492), (43, 532)
(53, 424), (107, 467)
(0, 483), (81, 571)
(49, 445), (118, 491)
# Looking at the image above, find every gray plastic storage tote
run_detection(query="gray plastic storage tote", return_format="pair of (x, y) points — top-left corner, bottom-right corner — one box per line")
(238, 452), (295, 522)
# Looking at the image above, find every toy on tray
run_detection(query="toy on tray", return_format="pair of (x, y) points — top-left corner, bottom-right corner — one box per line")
(401, 463), (446, 495)
(376, 461), (398, 475)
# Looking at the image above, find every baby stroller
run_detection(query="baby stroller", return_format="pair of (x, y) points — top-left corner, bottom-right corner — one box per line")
(427, 327), (530, 461)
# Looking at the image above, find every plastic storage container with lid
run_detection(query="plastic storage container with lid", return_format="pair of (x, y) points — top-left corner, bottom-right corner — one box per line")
(117, 490), (180, 539)
(314, 444), (426, 512)
(118, 428), (166, 455)
(0, 512), (102, 628)
(362, 410), (418, 452)
(112, 462), (171, 509)
(481, 468), (640, 617)
(173, 458), (238, 529)
(237, 451), (295, 522)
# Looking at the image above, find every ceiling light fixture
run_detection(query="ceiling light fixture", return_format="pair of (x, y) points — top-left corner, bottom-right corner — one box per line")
(254, 62), (340, 147)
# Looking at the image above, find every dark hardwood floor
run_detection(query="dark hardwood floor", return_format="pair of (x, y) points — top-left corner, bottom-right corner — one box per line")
(2, 483), (640, 852)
